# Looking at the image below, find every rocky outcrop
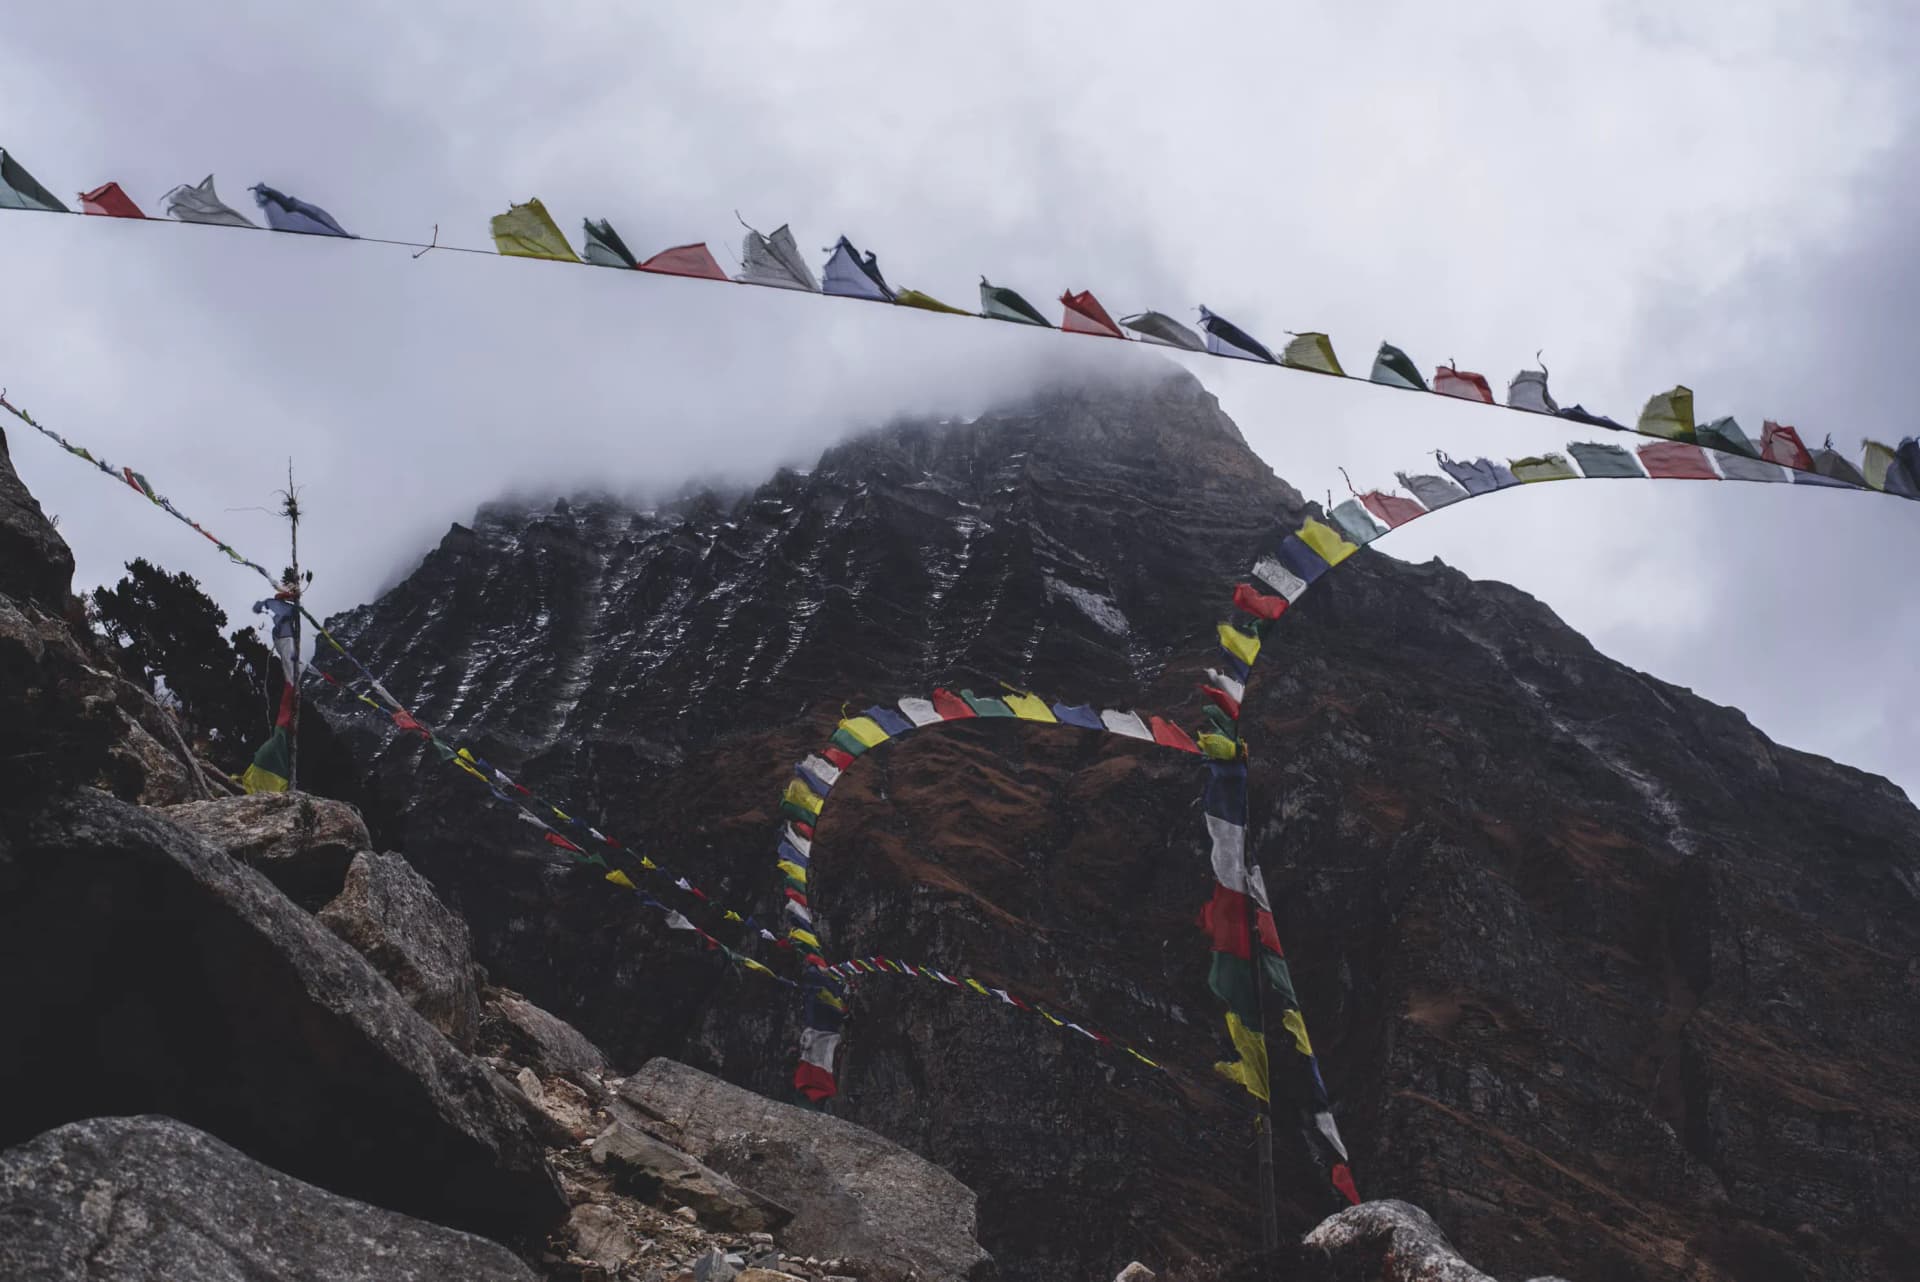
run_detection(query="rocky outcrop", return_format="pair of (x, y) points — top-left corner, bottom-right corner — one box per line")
(321, 850), (483, 1047)
(163, 791), (372, 910)
(1302, 1201), (1570, 1282)
(485, 989), (612, 1085)
(0, 1115), (536, 1281)
(616, 1058), (990, 1282)
(593, 1121), (793, 1232)
(0, 789), (564, 1239)
(0, 423), (74, 611)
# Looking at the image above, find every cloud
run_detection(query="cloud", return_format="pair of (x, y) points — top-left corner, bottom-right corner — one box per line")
(0, 1), (1914, 795)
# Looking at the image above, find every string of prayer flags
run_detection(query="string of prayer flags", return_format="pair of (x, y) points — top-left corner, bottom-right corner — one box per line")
(490, 198), (579, 262)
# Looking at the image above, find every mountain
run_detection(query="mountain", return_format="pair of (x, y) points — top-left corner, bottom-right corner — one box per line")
(327, 363), (1920, 1282)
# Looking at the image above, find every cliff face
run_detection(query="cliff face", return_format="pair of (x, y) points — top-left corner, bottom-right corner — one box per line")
(328, 365), (1920, 1282)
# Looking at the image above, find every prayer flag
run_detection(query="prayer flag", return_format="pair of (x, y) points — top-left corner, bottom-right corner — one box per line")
(1061, 290), (1124, 338)
(1150, 716), (1200, 753)
(1509, 453), (1580, 483)
(1120, 310), (1203, 349)
(1697, 416), (1758, 457)
(1357, 490), (1426, 528)
(895, 289), (970, 315)
(1198, 307), (1276, 362)
(1003, 692), (1058, 723)
(961, 690), (1014, 717)
(1328, 499), (1385, 546)
(1559, 405), (1626, 431)
(1051, 703), (1105, 730)
(1433, 366), (1494, 403)
(980, 278), (1050, 325)
(1566, 441), (1644, 479)
(1637, 386), (1695, 441)
(1636, 441), (1718, 480)
(1369, 343), (1426, 390)
(1507, 368), (1557, 414)
(931, 688), (977, 720)
(738, 224), (818, 290)
(78, 182), (143, 219)
(581, 219), (638, 268)
(251, 184), (352, 237)
(1296, 518), (1357, 567)
(241, 727), (292, 794)
(821, 236), (894, 300)
(1250, 557), (1310, 602)
(1232, 582), (1288, 621)
(490, 198), (578, 261)
(1760, 421), (1813, 471)
(0, 149), (68, 212)
(1395, 473), (1467, 512)
(1280, 333), (1344, 376)
(897, 696), (942, 727)
(639, 243), (730, 280)
(1100, 709), (1153, 740)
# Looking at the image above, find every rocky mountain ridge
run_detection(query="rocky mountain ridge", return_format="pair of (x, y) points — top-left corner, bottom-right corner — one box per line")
(320, 364), (1920, 1281)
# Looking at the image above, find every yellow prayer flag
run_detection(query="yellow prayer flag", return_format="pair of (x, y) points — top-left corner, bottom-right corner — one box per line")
(1279, 332), (1345, 376)
(789, 927), (822, 950)
(894, 288), (970, 315)
(1003, 692), (1058, 723)
(1863, 440), (1898, 491)
(1040, 1010), (1064, 1026)
(1297, 518), (1357, 567)
(604, 869), (636, 889)
(1197, 732), (1240, 761)
(1216, 622), (1260, 667)
(641, 857), (658, 871)
(741, 958), (774, 977)
(723, 910), (743, 922)
(776, 860), (808, 885)
(1281, 1008), (1314, 1056)
(1214, 1011), (1271, 1102)
(836, 716), (891, 748)
(818, 989), (846, 1011)
(1637, 385), (1695, 441)
(489, 198), (581, 262)
(782, 779), (825, 816)
(965, 978), (992, 997)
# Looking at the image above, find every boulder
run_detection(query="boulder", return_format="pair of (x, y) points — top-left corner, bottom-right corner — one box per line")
(0, 790), (565, 1239)
(1303, 1201), (1571, 1282)
(0, 1115), (535, 1281)
(484, 989), (610, 1084)
(591, 1121), (793, 1231)
(1112, 1265), (1155, 1282)
(565, 1202), (646, 1273)
(0, 422), (75, 611)
(162, 791), (371, 909)
(320, 850), (482, 1048)
(616, 1059), (990, 1282)
(102, 706), (203, 805)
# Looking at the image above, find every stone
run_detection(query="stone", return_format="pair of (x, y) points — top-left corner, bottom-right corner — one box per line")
(617, 1060), (989, 1282)
(101, 705), (202, 805)
(1303, 1201), (1502, 1282)
(592, 1122), (792, 1232)
(0, 423), (76, 611)
(0, 1115), (535, 1281)
(568, 1202), (644, 1273)
(161, 791), (371, 910)
(0, 790), (565, 1239)
(692, 1245), (740, 1282)
(675, 1206), (701, 1224)
(319, 850), (482, 1048)
(738, 1271), (807, 1282)
(1112, 1264), (1155, 1282)
(484, 989), (611, 1083)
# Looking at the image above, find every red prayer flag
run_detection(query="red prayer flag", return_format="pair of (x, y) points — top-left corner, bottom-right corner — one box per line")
(392, 710), (428, 736)
(638, 243), (731, 281)
(1433, 367), (1494, 403)
(1358, 490), (1426, 528)
(792, 819), (814, 839)
(1197, 883), (1283, 957)
(794, 1062), (838, 1102)
(1149, 716), (1200, 754)
(1199, 685), (1242, 720)
(78, 182), (144, 219)
(1636, 441), (1718, 480)
(1232, 582), (1287, 621)
(822, 745), (855, 770)
(1059, 289), (1124, 339)
(1331, 1163), (1360, 1206)
(1761, 420), (1813, 471)
(545, 831), (583, 854)
(274, 682), (298, 729)
(931, 688), (977, 720)
(784, 888), (809, 908)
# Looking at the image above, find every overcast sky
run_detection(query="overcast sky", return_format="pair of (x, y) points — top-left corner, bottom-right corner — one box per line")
(2, 2), (1915, 801)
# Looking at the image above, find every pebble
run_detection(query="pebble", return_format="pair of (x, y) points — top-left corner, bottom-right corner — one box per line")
(674, 1205), (700, 1223)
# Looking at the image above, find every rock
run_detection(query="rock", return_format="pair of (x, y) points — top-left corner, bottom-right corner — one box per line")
(0, 1115), (535, 1281)
(0, 790), (565, 1239)
(0, 423), (76, 611)
(675, 1206), (701, 1224)
(1303, 1201), (1501, 1282)
(692, 1245), (740, 1282)
(592, 1122), (792, 1232)
(485, 989), (611, 1084)
(568, 1202), (644, 1273)
(102, 706), (202, 805)
(617, 1059), (989, 1282)
(1112, 1264), (1154, 1282)
(161, 791), (371, 910)
(738, 1271), (807, 1282)
(319, 850), (482, 1047)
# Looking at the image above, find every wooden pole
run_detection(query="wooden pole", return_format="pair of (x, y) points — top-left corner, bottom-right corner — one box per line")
(278, 462), (302, 792)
